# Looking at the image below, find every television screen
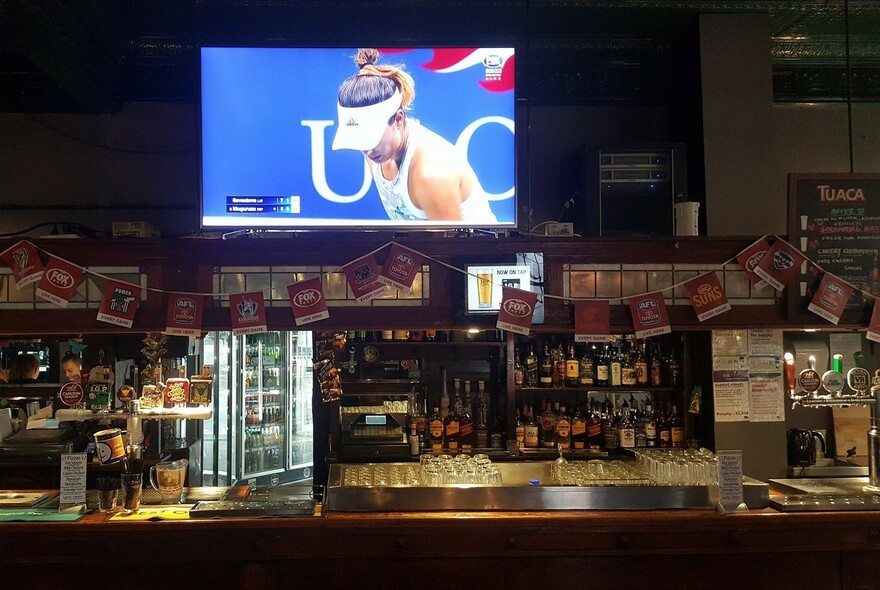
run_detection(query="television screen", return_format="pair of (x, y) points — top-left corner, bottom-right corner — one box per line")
(200, 47), (516, 230)
(464, 253), (544, 322)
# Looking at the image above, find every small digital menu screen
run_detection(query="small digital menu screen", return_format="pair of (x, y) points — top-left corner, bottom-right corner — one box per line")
(465, 264), (532, 313)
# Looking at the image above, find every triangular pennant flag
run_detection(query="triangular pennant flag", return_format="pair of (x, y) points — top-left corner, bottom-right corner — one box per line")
(574, 300), (610, 342)
(496, 287), (538, 336)
(807, 272), (853, 325)
(754, 239), (804, 291)
(0, 240), (44, 288)
(229, 291), (268, 335)
(165, 294), (205, 336)
(97, 279), (142, 328)
(35, 256), (83, 308)
(342, 253), (387, 302)
(735, 237), (771, 289)
(288, 277), (330, 326)
(628, 292), (672, 338)
(378, 243), (423, 291)
(684, 272), (731, 322)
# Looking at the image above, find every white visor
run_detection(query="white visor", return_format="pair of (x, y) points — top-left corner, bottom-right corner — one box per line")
(332, 89), (402, 151)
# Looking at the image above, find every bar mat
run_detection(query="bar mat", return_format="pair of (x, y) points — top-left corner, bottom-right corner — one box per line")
(109, 505), (194, 521)
(0, 508), (85, 522)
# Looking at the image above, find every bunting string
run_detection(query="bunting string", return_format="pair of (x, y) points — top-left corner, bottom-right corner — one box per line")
(2, 234), (878, 332)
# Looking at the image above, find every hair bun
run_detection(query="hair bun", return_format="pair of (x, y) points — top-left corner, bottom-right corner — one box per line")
(355, 48), (380, 69)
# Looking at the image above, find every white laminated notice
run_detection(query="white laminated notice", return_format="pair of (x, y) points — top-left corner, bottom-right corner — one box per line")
(716, 450), (747, 514)
(60, 453), (87, 507)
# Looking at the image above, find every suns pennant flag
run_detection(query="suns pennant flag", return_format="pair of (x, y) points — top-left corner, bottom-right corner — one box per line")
(165, 294), (205, 337)
(96, 279), (142, 328)
(754, 239), (803, 292)
(807, 273), (854, 325)
(0, 240), (44, 288)
(496, 287), (538, 336)
(628, 292), (672, 339)
(735, 237), (771, 289)
(229, 291), (268, 335)
(378, 243), (423, 291)
(287, 277), (329, 326)
(574, 300), (610, 342)
(342, 254), (387, 302)
(35, 255), (83, 307)
(683, 272), (731, 322)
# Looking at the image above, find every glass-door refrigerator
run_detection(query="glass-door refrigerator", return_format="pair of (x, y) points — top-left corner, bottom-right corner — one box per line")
(200, 330), (313, 487)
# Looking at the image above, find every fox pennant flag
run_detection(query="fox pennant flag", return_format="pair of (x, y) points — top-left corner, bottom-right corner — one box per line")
(288, 277), (330, 326)
(496, 287), (538, 336)
(35, 255), (83, 307)
(735, 237), (771, 289)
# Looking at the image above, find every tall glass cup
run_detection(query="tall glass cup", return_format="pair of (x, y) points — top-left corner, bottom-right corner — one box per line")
(476, 269), (493, 308)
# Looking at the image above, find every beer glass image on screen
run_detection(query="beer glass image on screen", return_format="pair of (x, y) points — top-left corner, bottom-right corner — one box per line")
(477, 269), (494, 308)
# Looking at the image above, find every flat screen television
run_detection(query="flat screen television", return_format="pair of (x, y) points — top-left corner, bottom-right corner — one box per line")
(200, 47), (516, 230)
(463, 253), (544, 323)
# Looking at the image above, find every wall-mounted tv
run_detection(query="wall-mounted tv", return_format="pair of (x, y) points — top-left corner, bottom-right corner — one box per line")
(200, 47), (516, 230)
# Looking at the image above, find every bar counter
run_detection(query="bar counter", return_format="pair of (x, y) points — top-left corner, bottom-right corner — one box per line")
(3, 503), (880, 590)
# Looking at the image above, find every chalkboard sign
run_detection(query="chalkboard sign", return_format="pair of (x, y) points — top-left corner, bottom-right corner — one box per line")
(788, 173), (880, 324)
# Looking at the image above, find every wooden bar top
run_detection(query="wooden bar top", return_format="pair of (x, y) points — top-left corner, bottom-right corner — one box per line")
(3, 499), (880, 589)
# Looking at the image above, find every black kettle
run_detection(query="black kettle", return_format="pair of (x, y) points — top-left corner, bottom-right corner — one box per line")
(786, 428), (826, 467)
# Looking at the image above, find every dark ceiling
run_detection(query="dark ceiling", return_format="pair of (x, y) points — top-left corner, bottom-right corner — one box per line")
(0, 0), (878, 113)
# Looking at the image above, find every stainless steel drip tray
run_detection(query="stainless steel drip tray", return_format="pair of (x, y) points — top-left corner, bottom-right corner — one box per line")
(787, 458), (868, 478)
(325, 463), (770, 512)
(768, 477), (880, 512)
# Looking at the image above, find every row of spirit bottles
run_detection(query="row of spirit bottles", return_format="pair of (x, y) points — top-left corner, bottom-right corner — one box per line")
(515, 396), (686, 451)
(409, 370), (505, 453)
(514, 336), (681, 389)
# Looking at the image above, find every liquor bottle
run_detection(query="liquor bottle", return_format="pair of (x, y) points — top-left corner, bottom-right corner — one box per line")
(553, 342), (566, 387)
(602, 407), (619, 451)
(515, 406), (526, 450)
(570, 403), (587, 450)
(565, 344), (579, 387)
(621, 346), (637, 386)
(415, 401), (427, 452)
(440, 369), (451, 419)
(657, 403), (672, 448)
(668, 404), (686, 448)
(650, 342), (664, 386)
(475, 388), (489, 449)
(667, 347), (682, 387)
(540, 344), (554, 388)
(644, 399), (658, 448)
(444, 396), (461, 452)
(514, 348), (525, 387)
(586, 401), (604, 450)
(453, 378), (463, 417)
(540, 399), (557, 449)
(459, 389), (475, 453)
(429, 406), (444, 453)
(579, 345), (595, 386)
(555, 404), (571, 450)
(490, 409), (504, 450)
(634, 402), (647, 448)
(409, 422), (420, 456)
(618, 406), (635, 449)
(634, 341), (649, 386)
(609, 344), (622, 387)
(525, 345), (539, 387)
(524, 404), (539, 449)
(595, 345), (610, 386)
